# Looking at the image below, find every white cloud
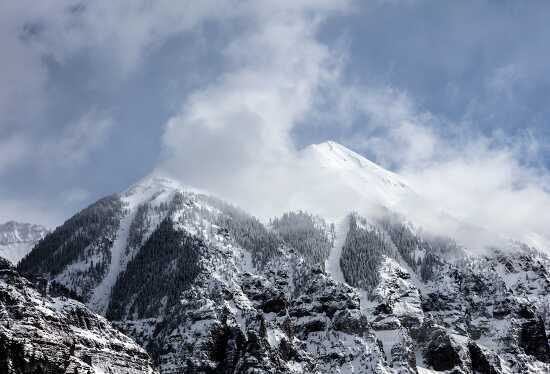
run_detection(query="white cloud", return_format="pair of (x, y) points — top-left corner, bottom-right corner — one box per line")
(158, 1), (349, 217)
(334, 85), (550, 251)
(0, 0), (248, 176)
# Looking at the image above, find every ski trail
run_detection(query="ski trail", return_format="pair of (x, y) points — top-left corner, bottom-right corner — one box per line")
(325, 214), (350, 284)
(88, 212), (133, 315)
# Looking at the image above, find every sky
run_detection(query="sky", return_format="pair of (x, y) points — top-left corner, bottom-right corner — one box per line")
(2, 1), (550, 246)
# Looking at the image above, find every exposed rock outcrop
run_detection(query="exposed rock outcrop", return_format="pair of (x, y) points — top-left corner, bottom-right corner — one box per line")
(0, 257), (155, 374)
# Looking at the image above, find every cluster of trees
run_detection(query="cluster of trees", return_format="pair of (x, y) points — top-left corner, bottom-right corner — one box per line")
(378, 216), (462, 281)
(48, 280), (84, 302)
(419, 252), (440, 281)
(197, 195), (283, 268)
(340, 215), (398, 290)
(125, 192), (186, 257)
(270, 211), (334, 267)
(217, 212), (282, 268)
(378, 217), (422, 272)
(107, 217), (202, 321)
(18, 195), (123, 278)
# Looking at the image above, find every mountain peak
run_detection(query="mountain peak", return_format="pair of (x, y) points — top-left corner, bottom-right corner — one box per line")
(301, 140), (411, 210)
(0, 221), (48, 245)
(308, 140), (404, 181)
(0, 221), (48, 264)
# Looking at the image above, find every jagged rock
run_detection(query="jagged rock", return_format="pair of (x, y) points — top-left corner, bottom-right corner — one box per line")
(0, 257), (155, 374)
(467, 342), (502, 374)
(519, 317), (550, 363)
(424, 328), (467, 371)
(332, 309), (369, 336)
(389, 331), (416, 373)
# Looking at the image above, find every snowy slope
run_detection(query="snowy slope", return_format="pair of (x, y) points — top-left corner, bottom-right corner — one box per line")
(325, 214), (350, 284)
(0, 221), (47, 263)
(302, 141), (412, 210)
(88, 176), (185, 314)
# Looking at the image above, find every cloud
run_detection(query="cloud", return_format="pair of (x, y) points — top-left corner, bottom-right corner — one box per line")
(0, 111), (114, 173)
(153, 1), (550, 253)
(0, 0), (248, 176)
(158, 1), (349, 217)
(398, 135), (550, 250)
(0, 196), (64, 229)
(332, 85), (550, 251)
(44, 111), (114, 167)
(0, 136), (31, 174)
(61, 187), (91, 206)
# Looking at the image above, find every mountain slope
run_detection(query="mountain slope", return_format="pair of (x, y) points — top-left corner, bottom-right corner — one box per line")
(0, 256), (155, 373)
(15, 141), (550, 373)
(0, 221), (48, 264)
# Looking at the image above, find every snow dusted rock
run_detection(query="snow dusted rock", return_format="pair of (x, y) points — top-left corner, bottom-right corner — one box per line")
(286, 263), (388, 374)
(0, 257), (155, 374)
(369, 258), (424, 331)
(0, 221), (48, 264)
(418, 251), (550, 371)
(340, 214), (550, 373)
(17, 178), (393, 373)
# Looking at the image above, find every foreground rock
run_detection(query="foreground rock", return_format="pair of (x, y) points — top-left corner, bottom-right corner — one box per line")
(0, 257), (155, 374)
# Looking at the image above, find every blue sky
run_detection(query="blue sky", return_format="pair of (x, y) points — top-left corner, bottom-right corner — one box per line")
(2, 1), (550, 232)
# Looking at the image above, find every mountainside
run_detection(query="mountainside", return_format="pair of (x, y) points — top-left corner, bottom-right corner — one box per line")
(14, 141), (550, 373)
(0, 221), (48, 264)
(0, 256), (156, 373)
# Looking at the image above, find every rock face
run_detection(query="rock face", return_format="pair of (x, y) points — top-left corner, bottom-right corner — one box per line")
(0, 257), (155, 374)
(368, 246), (550, 373)
(15, 176), (550, 373)
(0, 221), (48, 264)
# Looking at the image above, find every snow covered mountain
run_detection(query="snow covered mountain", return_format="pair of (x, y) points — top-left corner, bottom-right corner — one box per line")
(12, 141), (550, 373)
(0, 221), (48, 264)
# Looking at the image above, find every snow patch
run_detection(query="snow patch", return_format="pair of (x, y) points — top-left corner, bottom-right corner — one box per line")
(325, 215), (350, 284)
(88, 211), (133, 315)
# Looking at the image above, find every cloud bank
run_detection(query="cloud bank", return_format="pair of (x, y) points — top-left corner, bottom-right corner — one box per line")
(156, 1), (550, 251)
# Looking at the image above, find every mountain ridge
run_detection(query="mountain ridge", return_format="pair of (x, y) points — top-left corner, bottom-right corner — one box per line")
(11, 140), (550, 373)
(0, 221), (48, 264)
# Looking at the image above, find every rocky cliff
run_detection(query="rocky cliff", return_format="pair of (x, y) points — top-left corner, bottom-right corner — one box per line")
(0, 256), (156, 373)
